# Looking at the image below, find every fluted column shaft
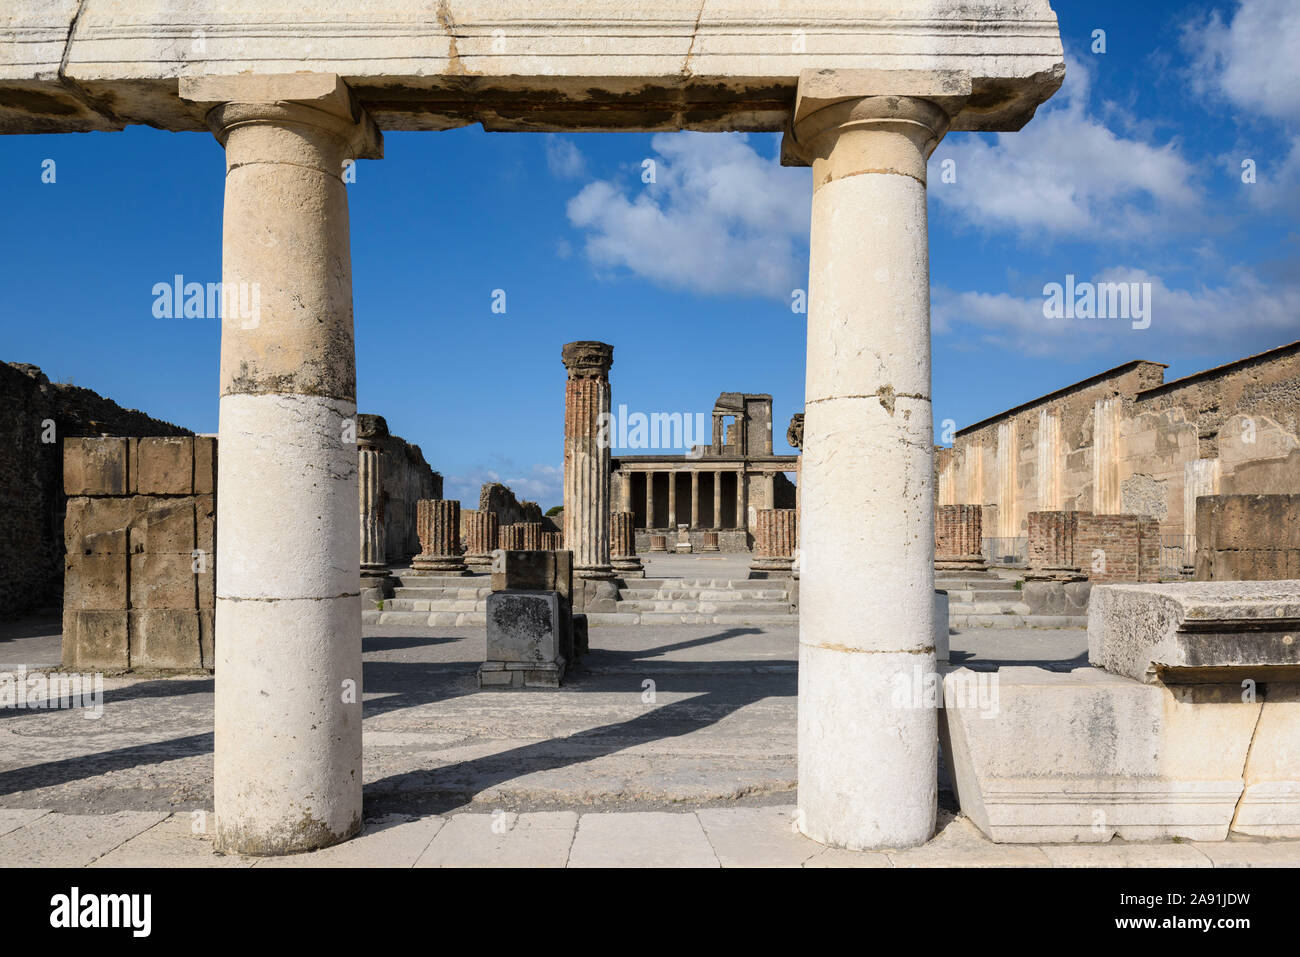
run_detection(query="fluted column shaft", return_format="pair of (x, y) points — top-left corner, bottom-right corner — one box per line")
(562, 342), (615, 581)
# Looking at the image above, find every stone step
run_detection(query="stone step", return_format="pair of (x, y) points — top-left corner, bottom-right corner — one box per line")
(950, 613), (1088, 630)
(616, 600), (791, 615)
(363, 610), (487, 627)
(618, 588), (788, 602)
(947, 601), (1030, 616)
(935, 579), (1020, 591)
(393, 586), (492, 600)
(385, 598), (487, 613)
(941, 588), (1026, 603)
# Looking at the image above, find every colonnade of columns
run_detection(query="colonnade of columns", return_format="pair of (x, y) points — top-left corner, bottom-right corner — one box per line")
(186, 68), (974, 856)
(628, 468), (749, 530)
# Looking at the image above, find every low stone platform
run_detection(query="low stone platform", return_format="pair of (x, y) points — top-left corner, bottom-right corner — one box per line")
(5, 805), (1295, 868)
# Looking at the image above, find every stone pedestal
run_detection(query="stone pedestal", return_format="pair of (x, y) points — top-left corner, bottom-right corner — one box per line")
(649, 533), (668, 553)
(700, 531), (720, 552)
(675, 524), (693, 554)
(749, 508), (797, 578)
(610, 510), (644, 578)
(935, 504), (987, 572)
(180, 73), (382, 856)
(784, 71), (969, 850)
(413, 499), (469, 575)
(464, 509), (499, 571)
(561, 341), (616, 589)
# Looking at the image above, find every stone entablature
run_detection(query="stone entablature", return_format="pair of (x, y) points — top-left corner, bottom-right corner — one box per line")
(3, 3), (1064, 136)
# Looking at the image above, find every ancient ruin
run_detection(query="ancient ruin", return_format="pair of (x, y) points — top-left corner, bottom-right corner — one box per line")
(5, 0), (1300, 880)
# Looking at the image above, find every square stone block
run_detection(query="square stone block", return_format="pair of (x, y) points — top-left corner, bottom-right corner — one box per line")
(940, 666), (1261, 843)
(130, 552), (199, 610)
(64, 551), (128, 609)
(63, 610), (129, 671)
(198, 609), (216, 669)
(127, 497), (196, 556)
(195, 494), (216, 557)
(63, 437), (128, 496)
(486, 590), (563, 666)
(491, 550), (572, 605)
(194, 436), (217, 495)
(133, 436), (194, 495)
(64, 496), (135, 552)
(130, 610), (203, 670)
(1089, 580), (1300, 683)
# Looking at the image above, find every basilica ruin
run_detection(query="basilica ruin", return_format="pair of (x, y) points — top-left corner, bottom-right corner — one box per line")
(3, 1), (1299, 868)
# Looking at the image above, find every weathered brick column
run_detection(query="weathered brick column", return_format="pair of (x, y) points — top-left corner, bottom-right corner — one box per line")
(934, 504), (987, 572)
(749, 508), (797, 578)
(499, 523), (522, 551)
(1025, 510), (1086, 581)
(784, 71), (970, 850)
(413, 499), (468, 575)
(358, 414), (391, 595)
(562, 341), (620, 613)
(464, 509), (498, 571)
(611, 510), (645, 578)
(517, 521), (544, 551)
(179, 73), (381, 856)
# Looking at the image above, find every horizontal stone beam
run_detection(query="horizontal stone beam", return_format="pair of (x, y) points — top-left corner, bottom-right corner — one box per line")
(2, 0), (1064, 134)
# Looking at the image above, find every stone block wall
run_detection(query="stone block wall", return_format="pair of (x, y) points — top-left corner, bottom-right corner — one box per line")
(62, 436), (215, 671)
(0, 361), (189, 619)
(1195, 494), (1300, 581)
(378, 432), (440, 563)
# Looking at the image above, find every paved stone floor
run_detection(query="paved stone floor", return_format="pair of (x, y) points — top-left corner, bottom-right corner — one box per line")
(1, 615), (1292, 866)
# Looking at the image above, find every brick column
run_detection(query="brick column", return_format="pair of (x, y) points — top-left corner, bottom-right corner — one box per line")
(934, 504), (987, 572)
(1025, 510), (1086, 581)
(519, 521), (544, 551)
(179, 74), (382, 856)
(464, 509), (499, 571)
(610, 510), (645, 578)
(413, 499), (468, 575)
(561, 341), (615, 582)
(749, 508), (797, 578)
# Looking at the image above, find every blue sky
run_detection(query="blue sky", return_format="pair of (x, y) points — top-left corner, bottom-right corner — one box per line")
(2, 0), (1298, 510)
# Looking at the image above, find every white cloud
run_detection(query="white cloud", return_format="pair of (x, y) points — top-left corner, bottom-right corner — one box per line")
(565, 132), (810, 300)
(1184, 0), (1300, 125)
(544, 135), (586, 179)
(444, 463), (564, 510)
(931, 56), (1199, 240)
(933, 267), (1300, 359)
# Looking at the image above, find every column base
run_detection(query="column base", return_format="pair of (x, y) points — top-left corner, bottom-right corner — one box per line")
(611, 556), (645, 578)
(934, 555), (989, 573)
(748, 555), (795, 579)
(464, 553), (494, 572)
(1023, 565), (1087, 583)
(360, 567), (394, 606)
(412, 554), (470, 575)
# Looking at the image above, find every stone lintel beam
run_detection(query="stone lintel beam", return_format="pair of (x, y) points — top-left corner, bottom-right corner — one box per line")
(3, 2), (1063, 134)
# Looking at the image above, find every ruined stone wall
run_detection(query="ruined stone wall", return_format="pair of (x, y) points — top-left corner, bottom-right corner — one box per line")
(940, 362), (1166, 536)
(0, 362), (189, 619)
(377, 433), (440, 563)
(478, 482), (543, 528)
(938, 343), (1300, 547)
(63, 437), (215, 670)
(1195, 494), (1300, 581)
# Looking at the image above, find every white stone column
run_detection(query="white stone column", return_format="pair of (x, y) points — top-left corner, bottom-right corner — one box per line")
(996, 419), (1019, 538)
(784, 70), (967, 849)
(1184, 458), (1221, 561)
(1037, 409), (1061, 512)
(712, 470), (722, 529)
(646, 471), (655, 529)
(690, 471), (700, 528)
(181, 74), (381, 856)
(667, 468), (678, 528)
(1093, 397), (1122, 514)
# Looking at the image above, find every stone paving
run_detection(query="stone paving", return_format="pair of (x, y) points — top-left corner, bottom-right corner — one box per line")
(2, 615), (1294, 866)
(4, 805), (1297, 868)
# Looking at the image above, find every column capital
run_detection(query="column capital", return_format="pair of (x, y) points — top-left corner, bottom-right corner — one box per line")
(357, 413), (389, 450)
(561, 340), (614, 379)
(180, 73), (383, 162)
(781, 69), (970, 184)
